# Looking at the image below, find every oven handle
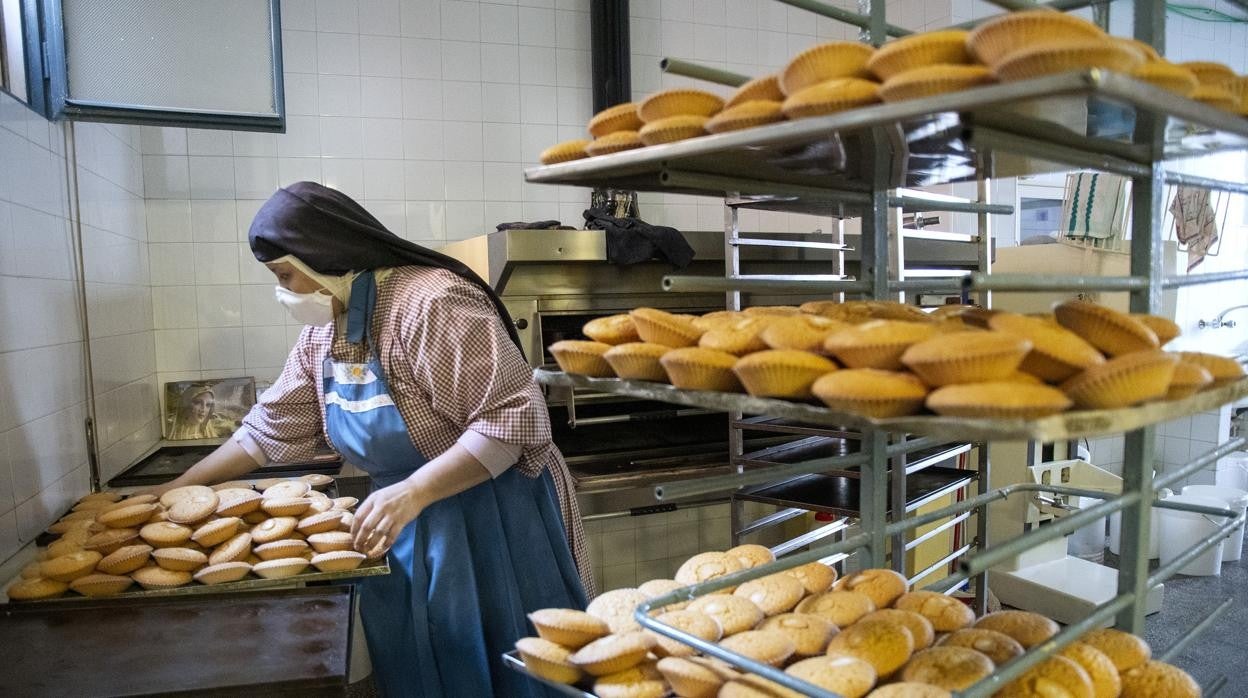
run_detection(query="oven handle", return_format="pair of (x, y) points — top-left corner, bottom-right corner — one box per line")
(566, 408), (717, 428)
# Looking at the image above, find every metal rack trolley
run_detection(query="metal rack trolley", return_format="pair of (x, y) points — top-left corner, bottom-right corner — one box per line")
(513, 1), (1248, 696)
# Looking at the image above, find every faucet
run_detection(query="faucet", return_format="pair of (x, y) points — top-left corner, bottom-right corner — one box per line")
(1199, 304), (1248, 329)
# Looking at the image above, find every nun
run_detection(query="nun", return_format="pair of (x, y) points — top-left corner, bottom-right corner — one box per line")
(153, 182), (591, 696)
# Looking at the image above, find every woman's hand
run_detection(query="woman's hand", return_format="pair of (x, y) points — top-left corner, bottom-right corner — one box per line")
(352, 480), (427, 558)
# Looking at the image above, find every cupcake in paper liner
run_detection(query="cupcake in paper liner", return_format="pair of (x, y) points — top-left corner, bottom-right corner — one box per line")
(638, 114), (709, 146)
(900, 330), (1031, 387)
(811, 369), (929, 419)
(992, 38), (1142, 83)
(780, 41), (875, 96)
(693, 310), (748, 332)
(1131, 61), (1199, 97)
(1191, 84), (1238, 112)
(1113, 36), (1161, 63)
(823, 320), (939, 371)
(880, 65), (994, 103)
(1130, 313), (1180, 346)
(1179, 61), (1236, 88)
(761, 315), (850, 353)
(927, 382), (1072, 419)
(733, 350), (838, 400)
(539, 139), (590, 165)
(867, 30), (972, 81)
(726, 74), (784, 107)
(586, 130), (643, 157)
(629, 307), (704, 347)
(706, 100), (785, 134)
(966, 10), (1105, 67)
(1173, 351), (1245, 386)
(549, 340), (615, 378)
(660, 347), (743, 392)
(782, 78), (881, 120)
(604, 343), (671, 383)
(1054, 300), (1159, 357)
(638, 88), (724, 123)
(989, 312), (1105, 383)
(588, 102), (643, 138)
(801, 299), (877, 324)
(583, 313), (641, 345)
(700, 317), (773, 356)
(1165, 361), (1213, 400)
(1060, 350), (1178, 409)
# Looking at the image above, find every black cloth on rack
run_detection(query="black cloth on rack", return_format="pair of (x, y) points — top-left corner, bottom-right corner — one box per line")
(248, 181), (522, 350)
(583, 208), (696, 269)
(494, 220), (573, 231)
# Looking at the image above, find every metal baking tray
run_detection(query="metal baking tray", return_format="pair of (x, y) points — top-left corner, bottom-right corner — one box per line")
(3, 558), (389, 605)
(735, 465), (976, 517)
(535, 370), (1248, 442)
(0, 585), (355, 696)
(525, 71), (1248, 199)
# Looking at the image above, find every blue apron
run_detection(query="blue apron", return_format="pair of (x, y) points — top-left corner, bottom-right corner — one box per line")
(323, 272), (586, 697)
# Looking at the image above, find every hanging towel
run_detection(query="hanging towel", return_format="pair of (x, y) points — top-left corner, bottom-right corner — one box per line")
(583, 208), (696, 268)
(1060, 172), (1129, 247)
(1169, 186), (1219, 271)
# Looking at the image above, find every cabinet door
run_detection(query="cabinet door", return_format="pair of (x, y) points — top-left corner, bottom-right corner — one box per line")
(43, 0), (284, 131)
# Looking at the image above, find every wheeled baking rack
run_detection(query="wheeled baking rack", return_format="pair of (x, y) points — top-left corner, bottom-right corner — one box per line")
(511, 1), (1248, 696)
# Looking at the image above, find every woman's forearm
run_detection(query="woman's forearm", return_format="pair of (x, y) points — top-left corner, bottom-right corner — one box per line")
(148, 439), (262, 495)
(403, 443), (491, 510)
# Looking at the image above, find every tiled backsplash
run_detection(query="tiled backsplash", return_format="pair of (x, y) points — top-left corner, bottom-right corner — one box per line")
(1086, 407), (1233, 488)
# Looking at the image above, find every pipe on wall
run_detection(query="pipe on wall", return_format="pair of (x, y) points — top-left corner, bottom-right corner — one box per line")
(590, 0), (631, 112)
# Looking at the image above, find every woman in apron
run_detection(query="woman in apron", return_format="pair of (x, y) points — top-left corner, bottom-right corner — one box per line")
(154, 182), (591, 697)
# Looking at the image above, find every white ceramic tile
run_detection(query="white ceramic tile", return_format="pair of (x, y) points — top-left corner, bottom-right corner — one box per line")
(193, 243), (241, 285)
(276, 116), (323, 157)
(279, 157), (324, 186)
(555, 86), (590, 126)
(442, 81), (484, 121)
(320, 117), (365, 157)
(190, 200), (237, 243)
(443, 121), (484, 162)
(441, 0), (481, 41)
(517, 7), (555, 47)
(442, 162), (484, 200)
(188, 156), (237, 199)
(148, 243), (196, 286)
(0, 343), (84, 430)
(142, 156), (190, 199)
(366, 200), (407, 236)
(199, 328), (245, 371)
(481, 83), (521, 123)
(317, 0), (359, 32)
(187, 129), (234, 156)
(481, 43), (520, 83)
(402, 79), (444, 119)
(240, 284), (287, 326)
(152, 286), (199, 329)
(5, 206), (72, 280)
(405, 201), (446, 240)
(482, 123), (522, 163)
(361, 118), (405, 160)
(364, 159), (407, 200)
(155, 329), (201, 372)
(239, 243), (275, 284)
(518, 46), (557, 85)
(318, 32), (362, 75)
(360, 36), (402, 77)
(1162, 436), (1190, 466)
(234, 200), (264, 242)
(484, 163), (523, 201)
(554, 48), (589, 88)
(400, 0), (440, 38)
(232, 132), (278, 159)
(520, 201), (559, 221)
(520, 84), (558, 124)
(441, 40), (482, 81)
(243, 325), (293, 368)
(554, 9), (588, 49)
(1191, 412), (1222, 442)
(401, 38), (443, 78)
(9, 406), (88, 505)
(140, 127), (187, 155)
(0, 511), (19, 561)
(480, 4), (518, 43)
(307, 153), (361, 195)
(402, 120), (445, 159)
(404, 161), (445, 199)
(484, 202), (523, 226)
(319, 75), (363, 116)
(519, 123), (558, 164)
(284, 73), (320, 116)
(445, 201), (485, 239)
(282, 0), (318, 30)
(359, 0), (401, 35)
(362, 77), (404, 118)
(195, 285), (243, 327)
(89, 331), (155, 394)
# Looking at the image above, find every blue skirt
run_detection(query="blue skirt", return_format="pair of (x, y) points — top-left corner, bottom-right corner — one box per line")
(359, 467), (587, 697)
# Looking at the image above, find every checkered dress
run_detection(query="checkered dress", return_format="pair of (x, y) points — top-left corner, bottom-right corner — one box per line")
(240, 266), (594, 597)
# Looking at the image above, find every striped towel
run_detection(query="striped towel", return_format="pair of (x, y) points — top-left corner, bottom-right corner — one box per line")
(1060, 172), (1129, 246)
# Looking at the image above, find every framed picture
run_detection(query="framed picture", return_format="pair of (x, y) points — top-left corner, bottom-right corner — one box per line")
(163, 377), (257, 441)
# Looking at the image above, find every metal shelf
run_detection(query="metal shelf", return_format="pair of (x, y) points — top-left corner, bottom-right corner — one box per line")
(525, 71), (1248, 206)
(534, 369), (1248, 443)
(735, 465), (976, 517)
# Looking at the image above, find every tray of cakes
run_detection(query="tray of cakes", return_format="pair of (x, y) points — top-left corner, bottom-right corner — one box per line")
(4, 477), (389, 603)
(541, 299), (1248, 442)
(508, 545), (1201, 698)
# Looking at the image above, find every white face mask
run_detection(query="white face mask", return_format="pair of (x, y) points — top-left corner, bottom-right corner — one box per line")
(275, 286), (335, 326)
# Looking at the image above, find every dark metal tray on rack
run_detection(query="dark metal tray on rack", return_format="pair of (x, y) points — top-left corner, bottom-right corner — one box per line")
(525, 71), (1248, 200)
(535, 369), (1248, 442)
(735, 465), (976, 517)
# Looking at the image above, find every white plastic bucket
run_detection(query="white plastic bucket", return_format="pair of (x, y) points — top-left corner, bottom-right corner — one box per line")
(1108, 497), (1164, 559)
(1216, 452), (1248, 491)
(1159, 494), (1230, 576)
(1067, 496), (1107, 563)
(1182, 485), (1248, 562)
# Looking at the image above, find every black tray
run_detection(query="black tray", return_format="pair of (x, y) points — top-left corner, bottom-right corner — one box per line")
(108, 444), (341, 487)
(735, 466), (977, 517)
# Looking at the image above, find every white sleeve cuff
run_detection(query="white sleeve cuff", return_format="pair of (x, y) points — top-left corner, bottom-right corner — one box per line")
(233, 429), (271, 467)
(458, 430), (522, 478)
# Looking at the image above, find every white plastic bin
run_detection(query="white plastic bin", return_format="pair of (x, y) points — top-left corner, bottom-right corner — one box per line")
(1108, 494), (1165, 559)
(1216, 452), (1248, 491)
(1182, 485), (1248, 562)
(1158, 494), (1231, 576)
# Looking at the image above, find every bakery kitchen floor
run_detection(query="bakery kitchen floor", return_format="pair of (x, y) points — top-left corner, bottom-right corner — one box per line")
(1136, 536), (1248, 695)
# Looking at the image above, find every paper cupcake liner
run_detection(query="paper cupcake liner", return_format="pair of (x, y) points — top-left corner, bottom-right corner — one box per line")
(539, 139), (589, 165)
(588, 103), (643, 138)
(867, 30), (972, 81)
(1055, 303), (1158, 357)
(585, 131), (643, 157)
(70, 574), (134, 597)
(1227, 77), (1248, 109)
(1192, 85), (1238, 112)
(1175, 352), (1245, 384)
(661, 359), (743, 392)
(726, 74), (784, 108)
(604, 345), (670, 383)
(1165, 384), (1202, 401)
(1181, 61), (1236, 88)
(639, 115), (709, 146)
(638, 89), (724, 123)
(699, 326), (769, 356)
(905, 348), (1028, 387)
(549, 342), (615, 378)
(1113, 37), (1161, 63)
(733, 362), (834, 400)
(1131, 63), (1199, 96)
(518, 650), (581, 685)
(814, 394), (926, 419)
(879, 65), (995, 103)
(926, 386), (1071, 419)
(994, 41), (1142, 83)
(1061, 354), (1178, 409)
(573, 649), (650, 677)
(781, 41), (876, 96)
(705, 100), (785, 134)
(782, 79), (881, 120)
(967, 11), (1106, 67)
(825, 342), (916, 371)
(658, 659), (729, 697)
(583, 314), (640, 345)
(631, 320), (701, 348)
(1018, 350), (1088, 383)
